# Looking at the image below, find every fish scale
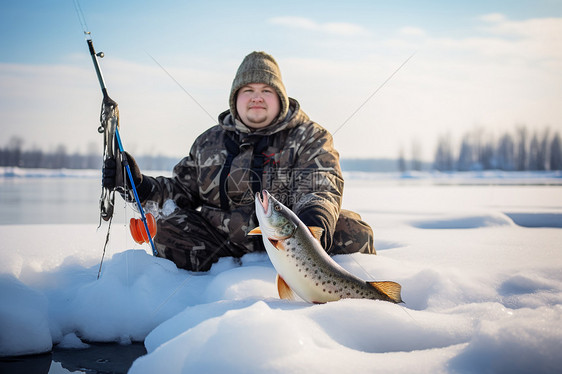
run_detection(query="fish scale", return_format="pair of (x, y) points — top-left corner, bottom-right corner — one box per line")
(249, 190), (402, 304)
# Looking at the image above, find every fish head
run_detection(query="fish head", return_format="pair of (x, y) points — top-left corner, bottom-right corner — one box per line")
(254, 190), (297, 240)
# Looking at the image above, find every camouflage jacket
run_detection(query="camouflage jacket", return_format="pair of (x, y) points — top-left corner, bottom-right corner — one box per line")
(140, 98), (344, 252)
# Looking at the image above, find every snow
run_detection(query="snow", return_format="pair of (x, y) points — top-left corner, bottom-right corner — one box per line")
(57, 333), (90, 350)
(1, 172), (562, 373)
(0, 275), (51, 357)
(0, 167), (100, 179)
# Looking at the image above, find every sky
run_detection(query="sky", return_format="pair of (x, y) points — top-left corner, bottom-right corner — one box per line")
(1, 0), (561, 161)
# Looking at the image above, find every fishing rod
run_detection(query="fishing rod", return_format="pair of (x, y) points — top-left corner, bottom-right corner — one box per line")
(73, 1), (157, 280)
(85, 35), (158, 259)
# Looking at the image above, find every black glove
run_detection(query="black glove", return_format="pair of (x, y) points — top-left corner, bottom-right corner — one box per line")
(298, 208), (333, 250)
(102, 157), (118, 189)
(121, 151), (143, 189)
(102, 152), (152, 203)
(102, 151), (142, 190)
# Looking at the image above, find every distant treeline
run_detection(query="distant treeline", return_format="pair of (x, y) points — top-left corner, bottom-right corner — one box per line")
(432, 126), (562, 172)
(0, 138), (101, 169)
(0, 137), (179, 171)
(2, 125), (561, 172)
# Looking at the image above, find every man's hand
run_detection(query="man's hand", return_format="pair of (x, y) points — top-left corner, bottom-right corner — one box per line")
(102, 152), (142, 190)
(102, 158), (118, 189)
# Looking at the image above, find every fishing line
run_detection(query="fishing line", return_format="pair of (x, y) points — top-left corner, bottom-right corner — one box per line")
(145, 51), (216, 123)
(399, 303), (417, 322)
(72, 0), (90, 35)
(74, 0), (159, 280)
(75, 0), (215, 125)
(345, 252), (378, 280)
(74, 0), (412, 305)
(96, 164), (131, 280)
(149, 274), (193, 319)
(73, 0), (111, 279)
(332, 51), (416, 136)
(325, 53), (416, 296)
(146, 53), (416, 309)
(97, 215), (112, 279)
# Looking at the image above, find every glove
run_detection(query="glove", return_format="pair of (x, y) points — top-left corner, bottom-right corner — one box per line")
(298, 208), (332, 250)
(121, 151), (143, 189)
(102, 157), (117, 189)
(102, 152), (153, 203)
(102, 152), (142, 190)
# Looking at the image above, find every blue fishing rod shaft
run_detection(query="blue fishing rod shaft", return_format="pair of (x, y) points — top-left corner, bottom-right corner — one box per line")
(114, 130), (158, 256)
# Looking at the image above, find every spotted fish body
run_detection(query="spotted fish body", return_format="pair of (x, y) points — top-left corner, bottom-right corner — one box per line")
(249, 190), (402, 304)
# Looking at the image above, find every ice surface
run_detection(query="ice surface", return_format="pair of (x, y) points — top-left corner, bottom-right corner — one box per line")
(1, 174), (561, 373)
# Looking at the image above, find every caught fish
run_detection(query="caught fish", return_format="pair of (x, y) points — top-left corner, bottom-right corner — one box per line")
(248, 190), (402, 304)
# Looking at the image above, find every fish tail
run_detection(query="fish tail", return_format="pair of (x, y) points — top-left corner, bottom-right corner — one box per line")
(368, 281), (403, 303)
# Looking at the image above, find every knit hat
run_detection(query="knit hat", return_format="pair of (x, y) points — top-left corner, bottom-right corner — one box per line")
(229, 51), (289, 123)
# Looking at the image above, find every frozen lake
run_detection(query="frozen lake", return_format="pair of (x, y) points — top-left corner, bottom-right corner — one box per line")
(1, 170), (561, 373)
(1, 169), (560, 226)
(0, 178), (101, 225)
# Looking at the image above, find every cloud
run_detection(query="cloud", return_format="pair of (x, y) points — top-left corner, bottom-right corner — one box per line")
(0, 59), (228, 156)
(478, 13), (562, 38)
(478, 13), (507, 23)
(272, 14), (562, 159)
(388, 14), (562, 72)
(269, 16), (370, 37)
(474, 13), (562, 61)
(399, 26), (427, 37)
(3, 14), (561, 160)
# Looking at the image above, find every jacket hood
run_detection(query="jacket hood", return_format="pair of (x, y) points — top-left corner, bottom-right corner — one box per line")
(218, 98), (309, 136)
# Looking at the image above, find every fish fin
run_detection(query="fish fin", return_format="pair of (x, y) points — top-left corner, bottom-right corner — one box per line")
(368, 281), (403, 303)
(308, 226), (324, 241)
(247, 227), (262, 236)
(277, 274), (296, 300)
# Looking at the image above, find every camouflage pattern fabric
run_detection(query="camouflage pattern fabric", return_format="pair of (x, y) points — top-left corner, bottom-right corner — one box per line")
(153, 208), (252, 272)
(330, 209), (375, 255)
(154, 207), (374, 272)
(141, 98), (375, 271)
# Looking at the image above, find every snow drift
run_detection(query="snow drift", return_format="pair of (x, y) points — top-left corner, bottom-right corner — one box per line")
(1, 175), (561, 373)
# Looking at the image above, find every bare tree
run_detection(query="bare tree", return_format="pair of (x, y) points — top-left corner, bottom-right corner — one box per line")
(497, 133), (515, 171)
(51, 145), (68, 169)
(457, 134), (474, 171)
(550, 133), (562, 170)
(480, 140), (495, 170)
(528, 133), (542, 171)
(411, 140), (423, 171)
(434, 134), (454, 171)
(398, 147), (407, 173)
(515, 126), (528, 171)
(22, 146), (44, 168)
(6, 136), (24, 167)
(86, 142), (101, 169)
(540, 128), (551, 170)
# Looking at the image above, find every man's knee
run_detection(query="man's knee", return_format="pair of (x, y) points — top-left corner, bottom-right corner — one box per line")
(329, 209), (375, 255)
(153, 210), (228, 271)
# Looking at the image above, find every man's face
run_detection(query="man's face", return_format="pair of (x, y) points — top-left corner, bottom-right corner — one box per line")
(236, 83), (281, 129)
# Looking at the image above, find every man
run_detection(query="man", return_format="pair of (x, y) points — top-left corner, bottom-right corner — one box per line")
(104, 51), (374, 271)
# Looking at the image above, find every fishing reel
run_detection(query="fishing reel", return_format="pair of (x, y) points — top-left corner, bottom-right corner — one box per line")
(130, 213), (157, 245)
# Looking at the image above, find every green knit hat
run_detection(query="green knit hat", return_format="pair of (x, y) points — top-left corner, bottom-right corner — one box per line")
(229, 51), (289, 122)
